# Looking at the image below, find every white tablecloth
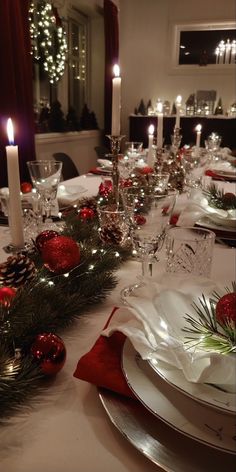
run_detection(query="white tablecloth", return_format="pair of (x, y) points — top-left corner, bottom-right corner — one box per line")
(0, 175), (235, 472)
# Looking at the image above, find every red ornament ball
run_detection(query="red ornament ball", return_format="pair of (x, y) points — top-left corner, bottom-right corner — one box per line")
(99, 180), (113, 197)
(0, 286), (16, 305)
(42, 235), (80, 274)
(222, 192), (236, 207)
(134, 214), (146, 225)
(36, 230), (59, 252)
(20, 181), (32, 193)
(120, 178), (133, 188)
(79, 207), (95, 220)
(215, 293), (236, 325)
(140, 166), (153, 175)
(31, 333), (66, 376)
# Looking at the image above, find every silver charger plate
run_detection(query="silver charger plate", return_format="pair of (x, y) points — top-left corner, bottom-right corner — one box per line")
(122, 340), (236, 454)
(98, 388), (236, 471)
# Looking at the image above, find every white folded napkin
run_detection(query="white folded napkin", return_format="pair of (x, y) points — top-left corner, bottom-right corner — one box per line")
(57, 184), (87, 206)
(97, 159), (113, 169)
(102, 277), (236, 391)
(178, 188), (236, 228)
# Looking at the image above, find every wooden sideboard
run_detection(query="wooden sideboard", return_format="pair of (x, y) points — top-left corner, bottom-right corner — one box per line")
(129, 115), (236, 149)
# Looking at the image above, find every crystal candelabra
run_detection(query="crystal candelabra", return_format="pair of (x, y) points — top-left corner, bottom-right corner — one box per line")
(171, 127), (182, 155)
(106, 135), (125, 205)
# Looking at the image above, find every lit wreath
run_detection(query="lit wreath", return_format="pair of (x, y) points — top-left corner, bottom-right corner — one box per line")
(29, 1), (67, 84)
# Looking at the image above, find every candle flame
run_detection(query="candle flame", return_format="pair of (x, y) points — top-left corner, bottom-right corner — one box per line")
(148, 124), (154, 135)
(176, 95), (182, 105)
(195, 124), (202, 132)
(113, 64), (120, 77)
(157, 102), (163, 113)
(7, 118), (14, 145)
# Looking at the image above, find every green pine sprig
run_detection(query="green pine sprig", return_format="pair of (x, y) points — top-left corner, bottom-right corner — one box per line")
(203, 183), (236, 210)
(183, 286), (236, 354)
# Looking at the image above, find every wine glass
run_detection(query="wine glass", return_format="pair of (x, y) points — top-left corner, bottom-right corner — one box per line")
(27, 160), (62, 222)
(205, 133), (222, 162)
(119, 142), (144, 179)
(121, 186), (178, 301)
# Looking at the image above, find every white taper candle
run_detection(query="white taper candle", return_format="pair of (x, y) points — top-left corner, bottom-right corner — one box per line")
(157, 102), (163, 149)
(175, 95), (182, 129)
(6, 118), (24, 248)
(147, 124), (155, 167)
(111, 64), (121, 136)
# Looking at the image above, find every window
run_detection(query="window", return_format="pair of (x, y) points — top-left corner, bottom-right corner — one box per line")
(68, 11), (88, 118)
(172, 21), (236, 70)
(30, 1), (89, 132)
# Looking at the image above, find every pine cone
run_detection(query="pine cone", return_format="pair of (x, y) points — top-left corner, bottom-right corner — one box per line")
(79, 196), (98, 213)
(100, 224), (123, 245)
(0, 254), (36, 288)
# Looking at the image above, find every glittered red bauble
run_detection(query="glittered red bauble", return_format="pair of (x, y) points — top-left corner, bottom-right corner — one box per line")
(99, 180), (113, 197)
(42, 236), (80, 274)
(0, 286), (16, 305)
(31, 333), (66, 375)
(216, 293), (236, 325)
(140, 166), (153, 175)
(120, 178), (133, 188)
(134, 214), (146, 225)
(20, 182), (32, 193)
(35, 230), (59, 252)
(79, 207), (95, 220)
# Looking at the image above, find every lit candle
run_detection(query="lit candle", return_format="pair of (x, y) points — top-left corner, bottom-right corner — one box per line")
(111, 64), (121, 136)
(195, 123), (202, 149)
(225, 39), (231, 64)
(6, 118), (24, 248)
(147, 124), (155, 166)
(230, 40), (236, 64)
(157, 102), (163, 149)
(175, 95), (182, 129)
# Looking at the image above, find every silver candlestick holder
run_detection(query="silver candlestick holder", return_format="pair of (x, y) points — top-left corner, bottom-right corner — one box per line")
(106, 134), (125, 206)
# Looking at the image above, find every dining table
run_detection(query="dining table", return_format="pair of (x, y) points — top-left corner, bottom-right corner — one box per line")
(0, 172), (235, 472)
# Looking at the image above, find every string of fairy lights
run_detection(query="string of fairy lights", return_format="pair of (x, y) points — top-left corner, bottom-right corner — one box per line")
(29, 0), (67, 84)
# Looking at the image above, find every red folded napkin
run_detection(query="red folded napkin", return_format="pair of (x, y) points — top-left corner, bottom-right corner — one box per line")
(89, 167), (111, 175)
(73, 308), (135, 398)
(170, 213), (179, 226)
(205, 169), (224, 180)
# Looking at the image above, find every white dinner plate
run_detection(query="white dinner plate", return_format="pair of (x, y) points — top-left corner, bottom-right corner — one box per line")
(196, 216), (236, 235)
(212, 170), (236, 181)
(148, 357), (236, 415)
(122, 339), (236, 454)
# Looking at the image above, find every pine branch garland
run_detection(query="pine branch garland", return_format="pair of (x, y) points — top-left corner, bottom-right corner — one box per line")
(0, 203), (131, 419)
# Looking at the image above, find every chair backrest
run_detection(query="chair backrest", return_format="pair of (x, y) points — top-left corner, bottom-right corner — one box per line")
(53, 153), (79, 180)
(94, 145), (110, 159)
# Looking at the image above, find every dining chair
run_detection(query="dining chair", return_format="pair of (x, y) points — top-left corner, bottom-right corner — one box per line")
(94, 145), (110, 160)
(52, 153), (80, 180)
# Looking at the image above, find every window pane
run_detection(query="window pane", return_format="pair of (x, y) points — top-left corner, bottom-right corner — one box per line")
(179, 29), (236, 65)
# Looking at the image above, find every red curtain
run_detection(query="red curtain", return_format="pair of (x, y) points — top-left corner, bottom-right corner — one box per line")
(103, 0), (119, 138)
(0, 0), (35, 187)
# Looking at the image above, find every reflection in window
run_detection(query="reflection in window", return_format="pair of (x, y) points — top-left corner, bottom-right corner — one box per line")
(68, 13), (88, 118)
(179, 29), (236, 65)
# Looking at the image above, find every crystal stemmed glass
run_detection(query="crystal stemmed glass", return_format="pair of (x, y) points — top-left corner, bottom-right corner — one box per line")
(27, 160), (62, 222)
(121, 186), (178, 301)
(205, 133), (222, 162)
(118, 142), (144, 179)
